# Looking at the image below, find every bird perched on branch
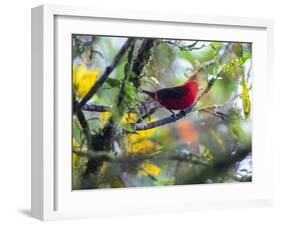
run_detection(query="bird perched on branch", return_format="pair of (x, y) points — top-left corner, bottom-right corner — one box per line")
(142, 80), (200, 116)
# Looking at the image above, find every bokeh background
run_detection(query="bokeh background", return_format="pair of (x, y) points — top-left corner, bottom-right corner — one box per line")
(72, 35), (252, 189)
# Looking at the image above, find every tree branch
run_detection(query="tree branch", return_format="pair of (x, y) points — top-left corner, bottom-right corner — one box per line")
(134, 71), (221, 130)
(73, 89), (93, 149)
(82, 104), (111, 112)
(83, 40), (137, 176)
(136, 102), (160, 123)
(83, 102), (159, 114)
(72, 149), (209, 166)
(135, 106), (194, 130)
(183, 147), (251, 184)
(80, 57), (223, 131)
(130, 39), (156, 88)
(74, 38), (134, 113)
(132, 43), (232, 131)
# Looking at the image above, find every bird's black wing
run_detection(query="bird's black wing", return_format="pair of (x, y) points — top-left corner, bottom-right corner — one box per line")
(156, 87), (188, 99)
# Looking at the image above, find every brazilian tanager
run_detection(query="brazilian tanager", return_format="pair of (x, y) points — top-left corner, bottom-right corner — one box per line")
(143, 80), (199, 114)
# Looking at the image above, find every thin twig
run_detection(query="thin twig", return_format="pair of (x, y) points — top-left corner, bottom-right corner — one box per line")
(198, 108), (232, 121)
(136, 102), (160, 123)
(164, 40), (206, 51)
(197, 72), (221, 101)
(134, 72), (221, 130)
(186, 59), (215, 81)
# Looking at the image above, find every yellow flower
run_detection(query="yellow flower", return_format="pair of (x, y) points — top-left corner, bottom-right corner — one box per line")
(122, 113), (156, 142)
(122, 114), (158, 156)
(99, 112), (139, 128)
(99, 112), (160, 156)
(128, 140), (160, 156)
(139, 163), (160, 176)
(126, 128), (155, 144)
(73, 138), (80, 150)
(72, 138), (80, 166)
(98, 162), (109, 176)
(125, 118), (158, 156)
(73, 64), (100, 98)
(99, 112), (111, 127)
(122, 113), (137, 124)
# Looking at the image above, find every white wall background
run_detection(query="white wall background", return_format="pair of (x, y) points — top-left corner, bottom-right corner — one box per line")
(0, 0), (280, 225)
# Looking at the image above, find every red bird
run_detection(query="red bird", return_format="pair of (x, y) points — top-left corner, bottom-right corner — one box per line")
(143, 80), (200, 114)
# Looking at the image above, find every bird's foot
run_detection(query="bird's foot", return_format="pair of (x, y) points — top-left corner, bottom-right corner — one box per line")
(168, 109), (177, 121)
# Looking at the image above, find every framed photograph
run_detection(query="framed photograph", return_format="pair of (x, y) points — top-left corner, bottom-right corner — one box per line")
(31, 4), (274, 220)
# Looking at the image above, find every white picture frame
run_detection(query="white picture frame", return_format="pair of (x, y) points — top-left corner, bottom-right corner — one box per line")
(31, 4), (274, 221)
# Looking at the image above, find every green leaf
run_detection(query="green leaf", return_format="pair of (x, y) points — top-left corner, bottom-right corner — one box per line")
(154, 177), (175, 186)
(210, 130), (225, 152)
(121, 123), (135, 133)
(123, 80), (137, 105)
(128, 71), (137, 79)
(210, 42), (223, 52)
(241, 80), (251, 119)
(229, 121), (243, 141)
(199, 144), (214, 162)
(238, 56), (249, 66)
(106, 78), (121, 88)
(243, 44), (252, 59)
(220, 59), (234, 74)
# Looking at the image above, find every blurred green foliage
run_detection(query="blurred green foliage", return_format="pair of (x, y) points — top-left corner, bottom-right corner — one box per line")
(72, 35), (252, 189)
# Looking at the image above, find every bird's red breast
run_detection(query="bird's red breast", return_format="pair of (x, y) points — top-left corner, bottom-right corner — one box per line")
(143, 80), (199, 110)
